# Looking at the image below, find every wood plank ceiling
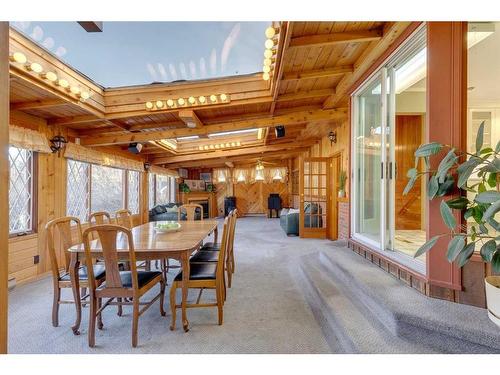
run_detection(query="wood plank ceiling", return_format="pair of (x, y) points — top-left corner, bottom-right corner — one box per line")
(8, 21), (412, 168)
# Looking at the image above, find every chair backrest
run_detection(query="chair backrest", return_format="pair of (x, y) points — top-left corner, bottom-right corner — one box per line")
(115, 209), (133, 229)
(45, 216), (83, 278)
(82, 224), (139, 292)
(89, 211), (111, 225)
(178, 204), (203, 221)
(216, 216), (231, 280)
(228, 209), (238, 253)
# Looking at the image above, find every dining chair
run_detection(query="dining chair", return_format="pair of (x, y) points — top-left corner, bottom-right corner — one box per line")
(89, 211), (111, 225)
(190, 210), (237, 288)
(169, 216), (230, 329)
(116, 209), (151, 271)
(45, 216), (106, 331)
(178, 203), (203, 221)
(82, 224), (166, 348)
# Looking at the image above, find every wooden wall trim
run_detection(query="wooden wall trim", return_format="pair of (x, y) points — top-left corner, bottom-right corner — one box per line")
(426, 22), (467, 292)
(0, 21), (9, 354)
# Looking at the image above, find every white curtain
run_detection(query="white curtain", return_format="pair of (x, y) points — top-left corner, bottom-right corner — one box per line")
(149, 165), (179, 178)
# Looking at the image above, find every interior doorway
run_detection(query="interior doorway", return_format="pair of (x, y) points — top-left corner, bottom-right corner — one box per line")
(328, 154), (341, 240)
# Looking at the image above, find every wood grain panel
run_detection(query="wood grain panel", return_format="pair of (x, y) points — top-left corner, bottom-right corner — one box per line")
(233, 181), (289, 215)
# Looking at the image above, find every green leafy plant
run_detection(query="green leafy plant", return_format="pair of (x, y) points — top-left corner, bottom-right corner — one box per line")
(339, 170), (347, 192)
(404, 122), (500, 272)
(179, 182), (190, 193)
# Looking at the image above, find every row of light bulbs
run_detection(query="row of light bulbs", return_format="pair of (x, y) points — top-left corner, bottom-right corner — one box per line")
(10, 51), (92, 101)
(146, 93), (230, 111)
(263, 26), (278, 81)
(198, 141), (241, 151)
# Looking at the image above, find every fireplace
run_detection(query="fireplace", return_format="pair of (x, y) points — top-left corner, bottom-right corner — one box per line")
(190, 200), (209, 219)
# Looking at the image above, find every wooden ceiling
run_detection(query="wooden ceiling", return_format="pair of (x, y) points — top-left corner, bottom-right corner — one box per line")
(8, 21), (412, 168)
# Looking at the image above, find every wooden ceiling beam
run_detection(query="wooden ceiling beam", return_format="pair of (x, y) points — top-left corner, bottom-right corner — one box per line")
(48, 114), (102, 126)
(322, 22), (412, 109)
(288, 28), (383, 50)
(178, 110), (203, 129)
(10, 99), (67, 111)
(281, 65), (353, 82)
(276, 89), (334, 102)
(270, 22), (293, 115)
(151, 141), (316, 165)
(80, 108), (347, 147)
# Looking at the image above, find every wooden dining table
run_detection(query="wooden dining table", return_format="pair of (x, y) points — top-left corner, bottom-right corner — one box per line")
(68, 219), (218, 334)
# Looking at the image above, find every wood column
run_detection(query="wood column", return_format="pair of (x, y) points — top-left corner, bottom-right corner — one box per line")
(0, 21), (10, 354)
(426, 22), (467, 298)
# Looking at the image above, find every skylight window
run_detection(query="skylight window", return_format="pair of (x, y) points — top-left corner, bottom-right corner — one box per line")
(11, 21), (269, 88)
(176, 135), (200, 141)
(207, 128), (258, 137)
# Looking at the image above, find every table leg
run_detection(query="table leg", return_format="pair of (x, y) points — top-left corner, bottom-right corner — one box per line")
(213, 226), (218, 245)
(69, 252), (81, 335)
(180, 252), (190, 332)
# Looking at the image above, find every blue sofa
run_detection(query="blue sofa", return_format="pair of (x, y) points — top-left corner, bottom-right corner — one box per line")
(149, 203), (202, 222)
(280, 208), (299, 236)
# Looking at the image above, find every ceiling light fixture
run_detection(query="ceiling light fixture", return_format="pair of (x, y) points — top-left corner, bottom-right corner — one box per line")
(80, 91), (91, 100)
(210, 94), (217, 103)
(177, 98), (185, 106)
(265, 26), (276, 39)
(43, 71), (58, 82)
(199, 95), (206, 103)
(70, 86), (81, 95)
(10, 52), (27, 64)
(264, 49), (273, 59)
(262, 25), (279, 81)
(146, 101), (154, 109)
(57, 78), (69, 88)
(27, 62), (43, 73)
(265, 39), (274, 49)
(145, 94), (230, 111)
(156, 100), (164, 108)
(188, 96), (196, 104)
(262, 72), (270, 81)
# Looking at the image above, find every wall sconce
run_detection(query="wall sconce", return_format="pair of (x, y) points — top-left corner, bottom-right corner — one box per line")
(328, 130), (337, 146)
(144, 162), (151, 171)
(50, 135), (68, 154)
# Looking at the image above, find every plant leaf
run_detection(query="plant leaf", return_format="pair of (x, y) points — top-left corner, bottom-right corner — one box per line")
(403, 175), (417, 196)
(414, 235), (443, 258)
(446, 235), (466, 262)
(476, 121), (485, 153)
(487, 172), (497, 188)
(437, 176), (455, 197)
(480, 147), (494, 155)
(487, 217), (500, 232)
(415, 142), (443, 157)
(446, 196), (469, 210)
(440, 200), (456, 229)
(492, 250), (500, 273)
(480, 240), (496, 262)
(475, 191), (500, 204)
(428, 175), (439, 199)
(483, 199), (500, 221)
(496, 140), (500, 153)
(436, 149), (457, 183)
(457, 242), (475, 267)
(406, 168), (418, 179)
(457, 157), (482, 188)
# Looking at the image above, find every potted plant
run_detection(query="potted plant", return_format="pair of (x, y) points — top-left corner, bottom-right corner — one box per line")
(338, 170), (347, 198)
(179, 182), (191, 193)
(405, 122), (500, 326)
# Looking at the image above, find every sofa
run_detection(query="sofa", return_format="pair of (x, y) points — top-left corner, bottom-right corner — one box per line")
(149, 203), (204, 222)
(280, 208), (299, 236)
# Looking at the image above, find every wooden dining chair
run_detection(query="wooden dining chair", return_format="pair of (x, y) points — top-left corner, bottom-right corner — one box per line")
(191, 209), (238, 288)
(45, 216), (106, 331)
(115, 209), (134, 228)
(82, 224), (166, 348)
(178, 204), (203, 221)
(169, 216), (229, 329)
(89, 211), (111, 225)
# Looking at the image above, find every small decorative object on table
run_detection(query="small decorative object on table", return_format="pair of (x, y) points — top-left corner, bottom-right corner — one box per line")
(338, 170), (347, 198)
(155, 221), (182, 233)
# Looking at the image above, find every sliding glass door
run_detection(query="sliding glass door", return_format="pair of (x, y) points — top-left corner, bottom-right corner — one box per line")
(352, 25), (427, 270)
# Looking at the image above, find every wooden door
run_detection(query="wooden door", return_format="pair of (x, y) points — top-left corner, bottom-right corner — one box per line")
(300, 157), (329, 238)
(395, 115), (423, 230)
(328, 155), (341, 240)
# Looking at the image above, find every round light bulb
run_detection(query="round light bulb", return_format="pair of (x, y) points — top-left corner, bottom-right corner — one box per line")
(215, 144), (220, 149)
(44, 71), (58, 82)
(237, 141), (241, 146)
(265, 27), (276, 39)
(264, 58), (272, 66)
(209, 144), (214, 149)
(155, 100), (164, 108)
(264, 49), (273, 58)
(166, 99), (174, 107)
(263, 65), (271, 73)
(11, 52), (27, 64)
(204, 145), (209, 150)
(188, 96), (196, 104)
(262, 72), (270, 81)
(58, 79), (69, 88)
(220, 93), (227, 101)
(199, 146), (203, 151)
(70, 86), (80, 95)
(199, 95), (206, 103)
(225, 143), (230, 147)
(177, 98), (185, 106)
(29, 62), (43, 73)
(146, 101), (154, 109)
(265, 39), (274, 49)
(80, 91), (90, 100)
(231, 142), (236, 147)
(210, 94), (217, 103)
(220, 144), (225, 148)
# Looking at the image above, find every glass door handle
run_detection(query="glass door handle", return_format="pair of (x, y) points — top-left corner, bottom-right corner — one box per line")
(380, 162), (384, 179)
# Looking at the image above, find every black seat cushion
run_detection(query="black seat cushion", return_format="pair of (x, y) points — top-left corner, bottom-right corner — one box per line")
(190, 250), (219, 263)
(201, 242), (220, 251)
(98, 271), (161, 289)
(174, 263), (217, 281)
(60, 264), (106, 281)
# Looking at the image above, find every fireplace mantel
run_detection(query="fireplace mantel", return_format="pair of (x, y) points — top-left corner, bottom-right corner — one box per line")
(179, 191), (218, 218)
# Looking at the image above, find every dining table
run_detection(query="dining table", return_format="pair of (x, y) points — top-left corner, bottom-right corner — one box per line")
(68, 219), (219, 334)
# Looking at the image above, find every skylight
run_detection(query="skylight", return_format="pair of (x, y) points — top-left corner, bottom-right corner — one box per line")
(207, 128), (259, 137)
(11, 21), (270, 88)
(176, 135), (200, 141)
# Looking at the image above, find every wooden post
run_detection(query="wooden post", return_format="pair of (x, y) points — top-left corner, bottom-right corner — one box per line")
(0, 21), (10, 354)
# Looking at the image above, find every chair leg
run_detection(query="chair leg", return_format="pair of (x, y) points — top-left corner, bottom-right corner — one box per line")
(132, 299), (139, 348)
(117, 297), (123, 316)
(81, 287), (87, 301)
(97, 298), (104, 330)
(159, 279), (166, 316)
(216, 280), (223, 325)
(161, 259), (168, 285)
(226, 258), (232, 290)
(169, 282), (177, 330)
(88, 295), (97, 347)
(52, 285), (60, 327)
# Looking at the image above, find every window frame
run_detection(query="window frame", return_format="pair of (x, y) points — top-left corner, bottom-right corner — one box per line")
(9, 148), (38, 237)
